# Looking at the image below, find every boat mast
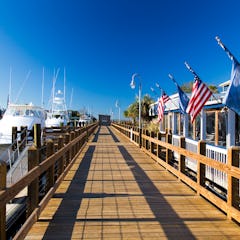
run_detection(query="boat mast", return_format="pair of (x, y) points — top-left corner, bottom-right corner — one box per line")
(51, 68), (60, 113)
(15, 70), (31, 104)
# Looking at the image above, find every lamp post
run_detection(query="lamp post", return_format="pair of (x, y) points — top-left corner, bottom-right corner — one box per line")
(130, 73), (142, 147)
(130, 73), (142, 129)
(115, 100), (121, 123)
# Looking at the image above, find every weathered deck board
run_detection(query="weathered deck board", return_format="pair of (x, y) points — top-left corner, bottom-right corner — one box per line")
(25, 126), (240, 239)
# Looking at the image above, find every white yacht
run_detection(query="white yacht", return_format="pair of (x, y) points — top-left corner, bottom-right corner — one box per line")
(45, 89), (69, 128)
(0, 103), (46, 145)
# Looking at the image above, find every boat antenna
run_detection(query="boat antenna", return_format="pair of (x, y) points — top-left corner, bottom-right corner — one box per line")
(64, 67), (66, 103)
(15, 70), (31, 103)
(69, 88), (73, 109)
(8, 66), (12, 106)
(49, 68), (60, 111)
(41, 67), (45, 108)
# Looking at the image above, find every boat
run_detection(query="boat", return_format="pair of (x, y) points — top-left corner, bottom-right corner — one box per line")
(78, 113), (92, 127)
(0, 103), (46, 145)
(45, 68), (70, 128)
(45, 89), (69, 128)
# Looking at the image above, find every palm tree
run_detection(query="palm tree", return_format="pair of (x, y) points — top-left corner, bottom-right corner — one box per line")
(141, 94), (154, 122)
(124, 94), (154, 124)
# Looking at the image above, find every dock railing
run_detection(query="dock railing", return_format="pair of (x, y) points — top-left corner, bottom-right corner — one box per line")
(0, 122), (98, 240)
(112, 122), (240, 224)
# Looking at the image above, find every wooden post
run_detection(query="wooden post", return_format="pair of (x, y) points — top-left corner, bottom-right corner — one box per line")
(166, 132), (172, 164)
(46, 139), (54, 191)
(157, 132), (162, 159)
(0, 161), (7, 240)
(58, 135), (64, 177)
(70, 131), (75, 160)
(27, 145), (39, 217)
(86, 126), (89, 142)
(34, 123), (41, 148)
(227, 147), (240, 219)
(12, 126), (17, 151)
(20, 126), (26, 150)
(150, 131), (155, 154)
(142, 128), (145, 148)
(197, 140), (206, 195)
(146, 130), (149, 150)
(74, 130), (78, 156)
(65, 133), (70, 166)
(179, 136), (186, 174)
(139, 128), (142, 148)
(76, 129), (81, 151)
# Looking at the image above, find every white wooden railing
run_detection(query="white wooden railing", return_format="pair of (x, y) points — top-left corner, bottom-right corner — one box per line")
(172, 134), (228, 190)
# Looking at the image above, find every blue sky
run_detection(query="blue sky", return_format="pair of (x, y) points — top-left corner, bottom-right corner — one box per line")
(0, 0), (239, 119)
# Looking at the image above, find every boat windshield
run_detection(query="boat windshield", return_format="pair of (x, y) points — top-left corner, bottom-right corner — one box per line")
(4, 107), (41, 118)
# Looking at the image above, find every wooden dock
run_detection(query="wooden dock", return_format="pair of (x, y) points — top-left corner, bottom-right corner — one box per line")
(25, 126), (240, 239)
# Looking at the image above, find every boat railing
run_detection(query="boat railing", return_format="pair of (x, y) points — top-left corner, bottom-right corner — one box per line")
(0, 127), (28, 168)
(6, 145), (29, 186)
(3, 127), (30, 186)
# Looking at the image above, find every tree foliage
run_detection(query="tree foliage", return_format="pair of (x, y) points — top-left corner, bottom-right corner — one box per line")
(123, 94), (154, 124)
(180, 81), (219, 93)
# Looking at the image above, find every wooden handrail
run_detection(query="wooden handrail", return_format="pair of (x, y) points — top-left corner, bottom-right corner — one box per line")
(112, 122), (240, 223)
(0, 122), (98, 240)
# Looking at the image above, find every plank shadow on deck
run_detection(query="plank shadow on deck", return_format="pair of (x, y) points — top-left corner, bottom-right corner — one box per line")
(25, 126), (240, 240)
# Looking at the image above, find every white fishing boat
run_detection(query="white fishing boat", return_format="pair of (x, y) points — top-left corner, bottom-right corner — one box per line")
(45, 68), (70, 128)
(0, 103), (46, 145)
(45, 89), (69, 128)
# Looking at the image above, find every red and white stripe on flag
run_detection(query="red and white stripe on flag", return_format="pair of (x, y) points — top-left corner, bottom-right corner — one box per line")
(186, 77), (212, 123)
(158, 94), (170, 122)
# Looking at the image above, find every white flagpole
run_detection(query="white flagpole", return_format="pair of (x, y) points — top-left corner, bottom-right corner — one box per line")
(184, 61), (220, 103)
(155, 82), (178, 109)
(215, 36), (238, 63)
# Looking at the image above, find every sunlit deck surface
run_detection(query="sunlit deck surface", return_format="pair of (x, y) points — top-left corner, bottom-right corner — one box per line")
(25, 126), (240, 239)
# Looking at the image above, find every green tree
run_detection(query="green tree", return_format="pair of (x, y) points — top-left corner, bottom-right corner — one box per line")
(141, 94), (154, 122)
(124, 94), (154, 124)
(208, 85), (219, 93)
(181, 81), (219, 93)
(181, 82), (193, 93)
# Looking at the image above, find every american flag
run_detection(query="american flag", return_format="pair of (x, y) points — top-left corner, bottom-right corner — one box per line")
(158, 93), (170, 122)
(186, 77), (212, 123)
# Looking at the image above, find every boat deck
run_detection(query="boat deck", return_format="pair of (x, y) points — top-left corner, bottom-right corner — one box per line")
(25, 126), (240, 239)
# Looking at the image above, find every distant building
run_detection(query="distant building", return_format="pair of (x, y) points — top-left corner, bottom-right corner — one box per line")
(99, 114), (111, 126)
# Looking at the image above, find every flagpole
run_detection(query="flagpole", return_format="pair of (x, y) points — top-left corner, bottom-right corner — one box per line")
(184, 61), (200, 79)
(184, 61), (220, 103)
(150, 87), (158, 98)
(168, 74), (180, 86)
(215, 36), (238, 63)
(115, 100), (121, 123)
(155, 82), (178, 109)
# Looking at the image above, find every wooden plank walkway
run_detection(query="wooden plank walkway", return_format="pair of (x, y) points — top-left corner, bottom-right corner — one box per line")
(25, 126), (240, 239)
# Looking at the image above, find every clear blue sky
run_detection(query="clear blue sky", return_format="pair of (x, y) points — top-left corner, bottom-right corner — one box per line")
(0, 0), (239, 119)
